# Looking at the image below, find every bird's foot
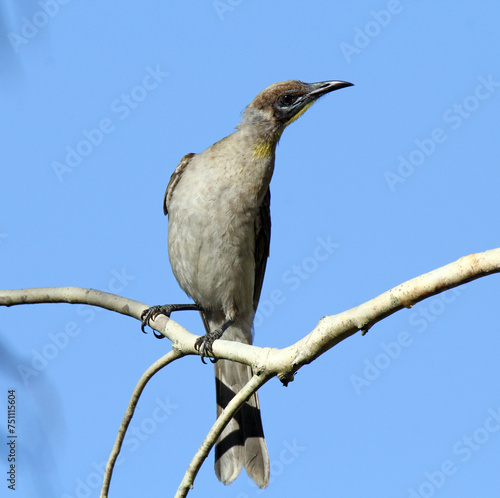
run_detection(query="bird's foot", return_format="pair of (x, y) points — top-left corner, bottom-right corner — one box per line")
(141, 304), (200, 338)
(194, 329), (223, 363)
(194, 319), (234, 364)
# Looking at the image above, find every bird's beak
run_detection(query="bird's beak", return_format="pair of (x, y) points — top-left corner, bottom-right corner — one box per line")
(307, 80), (354, 99)
(282, 80), (354, 127)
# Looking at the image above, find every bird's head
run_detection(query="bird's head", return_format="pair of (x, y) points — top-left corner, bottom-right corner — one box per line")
(240, 79), (353, 158)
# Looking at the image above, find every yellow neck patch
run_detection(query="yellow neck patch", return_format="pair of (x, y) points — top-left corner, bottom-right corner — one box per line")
(252, 130), (282, 158)
(252, 139), (278, 159)
(251, 102), (315, 158)
(284, 102), (313, 126)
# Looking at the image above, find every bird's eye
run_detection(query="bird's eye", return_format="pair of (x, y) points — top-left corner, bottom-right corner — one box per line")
(279, 94), (297, 107)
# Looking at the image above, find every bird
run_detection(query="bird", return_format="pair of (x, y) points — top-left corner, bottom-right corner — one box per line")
(141, 79), (353, 487)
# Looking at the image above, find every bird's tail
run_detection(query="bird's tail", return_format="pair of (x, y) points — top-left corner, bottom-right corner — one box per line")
(204, 313), (270, 488)
(214, 358), (269, 488)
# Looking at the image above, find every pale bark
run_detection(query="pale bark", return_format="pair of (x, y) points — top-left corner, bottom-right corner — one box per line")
(1, 248), (499, 496)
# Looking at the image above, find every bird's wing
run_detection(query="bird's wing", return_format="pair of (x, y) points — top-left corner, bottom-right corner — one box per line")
(253, 189), (271, 311)
(163, 152), (196, 216)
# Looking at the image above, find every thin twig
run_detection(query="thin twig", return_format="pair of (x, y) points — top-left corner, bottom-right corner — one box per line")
(175, 372), (272, 498)
(100, 348), (185, 498)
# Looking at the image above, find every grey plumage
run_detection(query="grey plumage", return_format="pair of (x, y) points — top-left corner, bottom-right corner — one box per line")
(145, 79), (353, 487)
(165, 125), (272, 487)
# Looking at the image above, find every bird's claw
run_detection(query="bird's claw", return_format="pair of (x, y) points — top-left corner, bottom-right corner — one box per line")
(140, 305), (175, 336)
(194, 318), (234, 363)
(194, 330), (223, 364)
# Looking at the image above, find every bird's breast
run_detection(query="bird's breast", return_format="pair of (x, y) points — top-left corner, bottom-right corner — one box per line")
(166, 150), (271, 315)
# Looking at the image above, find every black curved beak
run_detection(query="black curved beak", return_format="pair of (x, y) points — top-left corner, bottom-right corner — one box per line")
(307, 80), (354, 99)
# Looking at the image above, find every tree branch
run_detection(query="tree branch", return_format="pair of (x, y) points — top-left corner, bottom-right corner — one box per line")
(278, 248), (500, 379)
(175, 372), (272, 498)
(0, 286), (194, 342)
(2, 248), (500, 494)
(100, 348), (185, 498)
(0, 287), (147, 320)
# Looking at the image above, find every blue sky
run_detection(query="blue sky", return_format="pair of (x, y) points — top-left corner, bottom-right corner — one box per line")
(2, 1), (500, 497)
